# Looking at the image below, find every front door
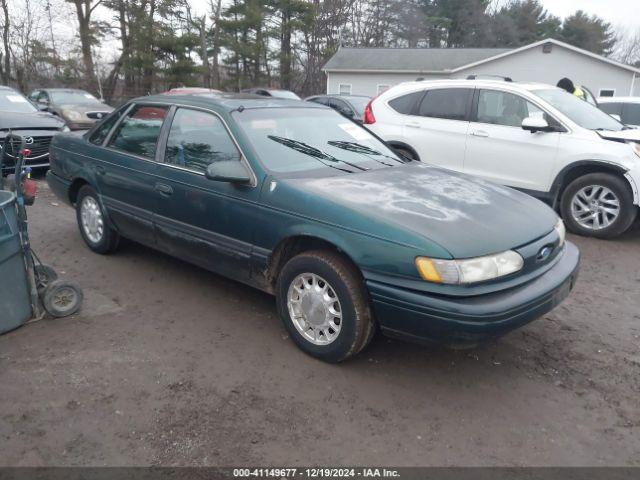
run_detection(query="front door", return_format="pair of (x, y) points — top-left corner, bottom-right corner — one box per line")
(94, 103), (169, 245)
(153, 107), (260, 283)
(464, 89), (560, 193)
(401, 87), (473, 172)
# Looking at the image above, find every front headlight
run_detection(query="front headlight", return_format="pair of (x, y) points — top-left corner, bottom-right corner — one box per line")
(415, 250), (524, 285)
(62, 109), (82, 121)
(631, 142), (640, 158)
(62, 125), (71, 132)
(554, 218), (566, 247)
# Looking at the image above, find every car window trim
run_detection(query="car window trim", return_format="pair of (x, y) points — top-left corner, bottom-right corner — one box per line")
(154, 103), (258, 188)
(415, 87), (474, 121)
(103, 102), (171, 163)
(85, 103), (132, 145)
(471, 87), (569, 133)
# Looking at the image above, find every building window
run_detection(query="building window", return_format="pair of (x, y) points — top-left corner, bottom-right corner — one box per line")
(338, 83), (351, 95)
(377, 84), (390, 95)
(599, 89), (615, 97)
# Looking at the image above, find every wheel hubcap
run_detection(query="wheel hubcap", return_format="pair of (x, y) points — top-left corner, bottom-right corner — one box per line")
(287, 273), (342, 346)
(52, 287), (78, 313)
(571, 185), (620, 231)
(80, 196), (104, 243)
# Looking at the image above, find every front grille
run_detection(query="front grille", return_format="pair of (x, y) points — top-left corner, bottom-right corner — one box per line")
(1, 135), (53, 161)
(86, 111), (110, 120)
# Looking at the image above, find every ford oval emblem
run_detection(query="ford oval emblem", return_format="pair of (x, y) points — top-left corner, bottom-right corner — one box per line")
(537, 245), (553, 262)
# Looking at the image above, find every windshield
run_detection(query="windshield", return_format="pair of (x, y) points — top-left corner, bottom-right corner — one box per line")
(0, 90), (38, 113)
(535, 88), (623, 131)
(269, 90), (300, 100)
(234, 108), (405, 174)
(51, 91), (102, 105)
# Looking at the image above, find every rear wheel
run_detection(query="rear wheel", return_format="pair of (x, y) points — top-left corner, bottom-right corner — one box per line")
(76, 185), (120, 254)
(561, 173), (637, 239)
(276, 250), (375, 363)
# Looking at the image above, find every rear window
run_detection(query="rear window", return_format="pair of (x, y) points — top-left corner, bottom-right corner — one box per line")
(388, 91), (424, 115)
(417, 88), (472, 121)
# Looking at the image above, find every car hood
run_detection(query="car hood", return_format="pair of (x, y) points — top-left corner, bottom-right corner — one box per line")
(269, 163), (559, 258)
(597, 129), (640, 142)
(0, 110), (65, 130)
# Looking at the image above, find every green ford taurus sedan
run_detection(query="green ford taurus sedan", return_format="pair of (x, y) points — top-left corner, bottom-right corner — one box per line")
(46, 94), (580, 362)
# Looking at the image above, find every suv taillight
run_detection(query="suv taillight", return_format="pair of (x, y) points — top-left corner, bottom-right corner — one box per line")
(363, 99), (376, 125)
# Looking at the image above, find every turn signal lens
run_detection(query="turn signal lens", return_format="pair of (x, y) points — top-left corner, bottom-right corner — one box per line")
(415, 250), (524, 285)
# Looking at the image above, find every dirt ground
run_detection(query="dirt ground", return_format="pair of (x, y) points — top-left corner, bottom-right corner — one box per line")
(1, 178), (639, 467)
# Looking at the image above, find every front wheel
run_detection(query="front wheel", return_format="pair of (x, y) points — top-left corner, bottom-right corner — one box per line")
(560, 173), (637, 239)
(76, 185), (120, 254)
(276, 250), (375, 363)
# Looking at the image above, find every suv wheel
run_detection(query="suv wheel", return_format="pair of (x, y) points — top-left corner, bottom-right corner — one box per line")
(76, 185), (120, 253)
(276, 250), (375, 363)
(560, 173), (637, 238)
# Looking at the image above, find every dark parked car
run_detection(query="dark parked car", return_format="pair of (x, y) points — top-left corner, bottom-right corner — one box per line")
(0, 86), (67, 173)
(305, 94), (370, 123)
(46, 94), (579, 362)
(240, 87), (300, 100)
(28, 88), (113, 130)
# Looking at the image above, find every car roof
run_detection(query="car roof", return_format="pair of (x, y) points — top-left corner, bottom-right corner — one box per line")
(39, 88), (89, 93)
(136, 93), (324, 113)
(382, 78), (557, 95)
(308, 94), (370, 100)
(598, 96), (640, 103)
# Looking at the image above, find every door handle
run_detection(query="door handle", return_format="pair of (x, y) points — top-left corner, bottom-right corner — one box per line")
(405, 122), (421, 129)
(154, 183), (173, 197)
(471, 130), (489, 138)
(95, 165), (106, 175)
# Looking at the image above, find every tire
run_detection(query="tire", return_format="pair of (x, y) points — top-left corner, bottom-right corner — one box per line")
(35, 264), (58, 295)
(42, 279), (83, 318)
(392, 146), (418, 162)
(76, 185), (120, 254)
(276, 250), (375, 363)
(560, 173), (637, 239)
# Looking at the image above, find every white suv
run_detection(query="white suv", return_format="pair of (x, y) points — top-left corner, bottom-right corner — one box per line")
(365, 79), (640, 238)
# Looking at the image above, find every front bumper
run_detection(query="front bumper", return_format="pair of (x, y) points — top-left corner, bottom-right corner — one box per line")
(368, 241), (580, 345)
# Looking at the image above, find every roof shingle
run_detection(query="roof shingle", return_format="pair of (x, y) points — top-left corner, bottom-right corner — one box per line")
(323, 47), (512, 72)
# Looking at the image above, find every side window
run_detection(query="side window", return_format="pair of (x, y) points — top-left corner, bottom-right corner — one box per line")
(165, 108), (241, 173)
(37, 91), (49, 103)
(388, 91), (424, 115)
(89, 107), (126, 145)
(624, 104), (640, 125)
(108, 104), (168, 159)
(418, 88), (472, 121)
(477, 90), (543, 128)
(28, 91), (39, 101)
(599, 103), (623, 117)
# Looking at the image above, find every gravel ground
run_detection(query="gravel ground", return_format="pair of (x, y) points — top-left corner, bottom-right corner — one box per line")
(1, 178), (639, 467)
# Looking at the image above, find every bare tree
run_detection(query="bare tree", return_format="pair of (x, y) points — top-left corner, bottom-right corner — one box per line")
(67, 0), (101, 94)
(613, 27), (640, 67)
(1, 0), (10, 83)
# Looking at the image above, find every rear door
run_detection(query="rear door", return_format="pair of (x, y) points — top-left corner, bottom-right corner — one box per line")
(401, 87), (473, 172)
(153, 107), (260, 283)
(464, 89), (560, 193)
(94, 103), (169, 246)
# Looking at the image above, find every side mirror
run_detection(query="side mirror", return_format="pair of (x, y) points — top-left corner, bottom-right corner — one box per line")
(522, 116), (553, 133)
(205, 160), (252, 184)
(609, 114), (622, 122)
(36, 102), (49, 111)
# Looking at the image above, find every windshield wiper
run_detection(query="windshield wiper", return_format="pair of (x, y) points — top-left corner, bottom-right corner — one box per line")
(267, 135), (368, 173)
(327, 140), (407, 166)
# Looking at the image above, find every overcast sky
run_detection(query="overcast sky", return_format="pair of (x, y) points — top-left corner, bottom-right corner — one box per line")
(539, 0), (640, 31)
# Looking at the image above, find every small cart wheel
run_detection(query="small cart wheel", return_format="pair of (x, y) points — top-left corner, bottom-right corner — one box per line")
(35, 264), (58, 294)
(42, 280), (83, 318)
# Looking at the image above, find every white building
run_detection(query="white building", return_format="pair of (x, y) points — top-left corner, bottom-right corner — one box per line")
(323, 38), (640, 99)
